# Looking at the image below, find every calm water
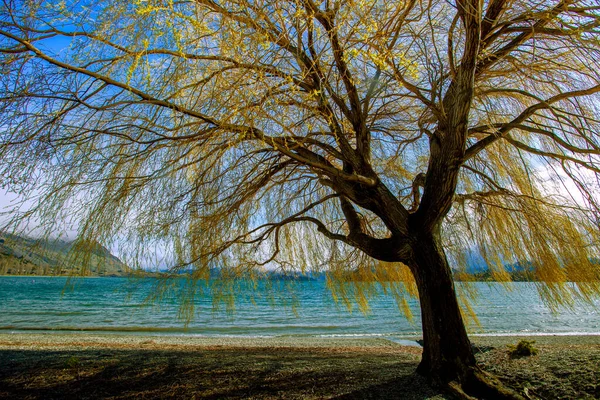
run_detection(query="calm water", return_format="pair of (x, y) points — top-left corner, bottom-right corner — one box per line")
(0, 277), (598, 339)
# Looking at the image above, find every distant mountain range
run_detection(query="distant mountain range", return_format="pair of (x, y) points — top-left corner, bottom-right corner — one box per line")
(0, 233), (130, 277)
(3, 232), (583, 282)
(454, 249), (534, 281)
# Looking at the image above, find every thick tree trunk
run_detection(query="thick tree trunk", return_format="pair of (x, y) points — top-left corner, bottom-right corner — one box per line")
(409, 229), (524, 399)
(410, 230), (475, 381)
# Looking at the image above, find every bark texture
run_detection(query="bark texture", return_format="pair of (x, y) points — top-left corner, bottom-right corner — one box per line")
(410, 230), (474, 382)
(407, 229), (525, 399)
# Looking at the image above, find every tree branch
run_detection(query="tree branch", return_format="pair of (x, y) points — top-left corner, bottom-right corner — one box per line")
(464, 83), (600, 160)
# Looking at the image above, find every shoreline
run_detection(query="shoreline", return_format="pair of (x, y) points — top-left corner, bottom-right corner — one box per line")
(0, 332), (415, 351)
(1, 330), (600, 349)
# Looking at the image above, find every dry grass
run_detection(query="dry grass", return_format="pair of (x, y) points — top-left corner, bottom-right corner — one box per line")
(477, 341), (600, 400)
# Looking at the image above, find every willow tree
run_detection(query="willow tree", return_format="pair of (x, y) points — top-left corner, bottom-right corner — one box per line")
(2, 0), (600, 397)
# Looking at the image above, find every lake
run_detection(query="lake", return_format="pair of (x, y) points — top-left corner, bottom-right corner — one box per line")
(0, 277), (598, 339)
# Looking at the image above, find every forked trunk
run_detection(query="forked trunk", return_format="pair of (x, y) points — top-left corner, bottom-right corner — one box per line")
(410, 230), (524, 399)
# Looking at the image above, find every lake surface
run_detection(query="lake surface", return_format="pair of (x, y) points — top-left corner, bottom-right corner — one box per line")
(0, 277), (598, 339)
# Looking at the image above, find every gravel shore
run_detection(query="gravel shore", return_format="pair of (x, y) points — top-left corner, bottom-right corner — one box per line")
(0, 332), (408, 350)
(0, 332), (598, 399)
(2, 331), (598, 349)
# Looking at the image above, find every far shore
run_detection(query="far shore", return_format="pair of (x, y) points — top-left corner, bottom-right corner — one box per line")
(0, 273), (152, 278)
(0, 274), (573, 283)
(1, 332), (599, 399)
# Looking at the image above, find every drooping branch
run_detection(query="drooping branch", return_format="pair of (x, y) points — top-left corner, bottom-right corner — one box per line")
(0, 29), (220, 126)
(476, 0), (574, 75)
(464, 84), (600, 160)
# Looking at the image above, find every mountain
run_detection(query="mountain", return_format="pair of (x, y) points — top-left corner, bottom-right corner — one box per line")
(0, 233), (130, 277)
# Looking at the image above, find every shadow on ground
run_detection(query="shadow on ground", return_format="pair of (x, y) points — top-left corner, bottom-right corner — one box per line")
(0, 347), (447, 399)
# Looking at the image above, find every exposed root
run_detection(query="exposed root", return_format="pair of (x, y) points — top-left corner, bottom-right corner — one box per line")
(419, 363), (526, 399)
(455, 368), (526, 400)
(417, 353), (526, 399)
(447, 381), (478, 400)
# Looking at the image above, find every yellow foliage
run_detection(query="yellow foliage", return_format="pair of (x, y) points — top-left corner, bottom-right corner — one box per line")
(1, 0), (600, 324)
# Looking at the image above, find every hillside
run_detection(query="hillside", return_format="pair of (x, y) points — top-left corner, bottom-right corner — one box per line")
(0, 233), (130, 277)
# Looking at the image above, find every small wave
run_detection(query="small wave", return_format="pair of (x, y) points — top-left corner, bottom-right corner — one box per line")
(0, 326), (191, 333)
(179, 334), (276, 339)
(472, 331), (600, 337)
(0, 325), (342, 335)
(317, 333), (388, 338)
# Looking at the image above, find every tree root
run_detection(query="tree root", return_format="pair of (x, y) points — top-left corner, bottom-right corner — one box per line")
(447, 381), (479, 400)
(445, 368), (526, 400)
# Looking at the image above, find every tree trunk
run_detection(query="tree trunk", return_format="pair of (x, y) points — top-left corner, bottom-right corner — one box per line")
(410, 229), (524, 399)
(411, 230), (474, 381)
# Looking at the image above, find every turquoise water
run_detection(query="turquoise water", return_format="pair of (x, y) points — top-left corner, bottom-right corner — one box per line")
(0, 277), (598, 338)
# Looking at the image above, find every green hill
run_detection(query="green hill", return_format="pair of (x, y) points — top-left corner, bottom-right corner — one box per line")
(0, 233), (130, 277)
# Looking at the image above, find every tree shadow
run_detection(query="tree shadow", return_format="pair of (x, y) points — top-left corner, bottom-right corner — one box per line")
(0, 347), (444, 399)
(332, 373), (447, 400)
